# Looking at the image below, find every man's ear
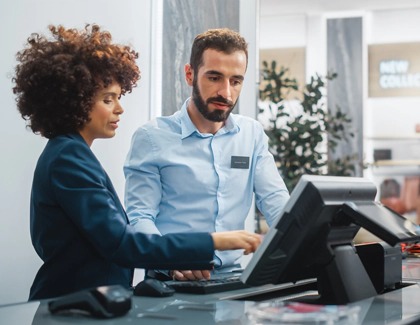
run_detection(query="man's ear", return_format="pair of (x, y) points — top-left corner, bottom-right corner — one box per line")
(184, 64), (194, 86)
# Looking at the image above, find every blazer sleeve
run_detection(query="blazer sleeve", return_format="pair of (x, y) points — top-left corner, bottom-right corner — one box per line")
(50, 141), (215, 270)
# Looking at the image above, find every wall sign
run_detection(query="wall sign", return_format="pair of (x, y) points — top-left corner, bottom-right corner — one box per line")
(369, 42), (420, 97)
(259, 47), (305, 101)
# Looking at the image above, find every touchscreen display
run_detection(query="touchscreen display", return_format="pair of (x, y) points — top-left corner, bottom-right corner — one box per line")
(343, 201), (420, 246)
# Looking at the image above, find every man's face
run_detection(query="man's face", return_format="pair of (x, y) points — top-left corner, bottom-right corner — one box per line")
(189, 48), (247, 122)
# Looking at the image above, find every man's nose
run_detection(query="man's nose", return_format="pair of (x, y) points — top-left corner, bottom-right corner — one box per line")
(217, 79), (232, 100)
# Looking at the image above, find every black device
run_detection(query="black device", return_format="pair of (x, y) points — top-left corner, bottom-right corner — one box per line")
(373, 149), (392, 161)
(48, 285), (131, 318)
(240, 175), (420, 304)
(356, 242), (403, 293)
(341, 201), (418, 246)
(134, 278), (175, 297)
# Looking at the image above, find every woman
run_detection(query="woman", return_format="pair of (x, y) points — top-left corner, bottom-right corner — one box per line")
(12, 24), (260, 300)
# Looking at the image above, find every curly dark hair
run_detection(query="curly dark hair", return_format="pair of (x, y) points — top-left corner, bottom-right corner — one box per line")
(189, 28), (248, 73)
(12, 24), (140, 138)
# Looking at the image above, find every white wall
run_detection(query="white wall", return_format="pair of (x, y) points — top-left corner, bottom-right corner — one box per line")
(259, 14), (306, 49)
(0, 0), (152, 305)
(365, 8), (420, 140)
(363, 8), (420, 199)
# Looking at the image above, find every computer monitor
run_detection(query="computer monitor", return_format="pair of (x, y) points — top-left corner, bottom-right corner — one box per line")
(240, 175), (420, 304)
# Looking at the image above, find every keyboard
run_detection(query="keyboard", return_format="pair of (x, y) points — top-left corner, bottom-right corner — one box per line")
(166, 275), (250, 294)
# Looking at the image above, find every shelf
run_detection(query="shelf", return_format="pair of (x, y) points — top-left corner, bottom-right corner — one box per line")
(369, 160), (420, 167)
(365, 135), (420, 140)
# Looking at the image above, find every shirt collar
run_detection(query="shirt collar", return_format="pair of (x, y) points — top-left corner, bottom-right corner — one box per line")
(180, 98), (240, 139)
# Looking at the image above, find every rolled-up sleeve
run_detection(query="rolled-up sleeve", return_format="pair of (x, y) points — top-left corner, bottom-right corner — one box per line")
(124, 127), (162, 235)
(253, 124), (290, 226)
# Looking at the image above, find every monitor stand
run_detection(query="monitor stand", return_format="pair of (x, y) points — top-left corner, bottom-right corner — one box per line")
(316, 244), (377, 304)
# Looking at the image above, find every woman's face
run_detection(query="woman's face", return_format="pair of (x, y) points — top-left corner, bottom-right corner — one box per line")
(79, 82), (123, 146)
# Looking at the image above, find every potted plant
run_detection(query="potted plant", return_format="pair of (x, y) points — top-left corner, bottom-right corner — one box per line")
(255, 61), (357, 233)
(258, 60), (357, 191)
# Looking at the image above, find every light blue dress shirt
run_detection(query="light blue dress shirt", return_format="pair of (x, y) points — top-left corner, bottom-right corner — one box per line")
(124, 99), (289, 271)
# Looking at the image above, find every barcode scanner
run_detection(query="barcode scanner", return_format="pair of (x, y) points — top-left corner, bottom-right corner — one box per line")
(48, 285), (131, 318)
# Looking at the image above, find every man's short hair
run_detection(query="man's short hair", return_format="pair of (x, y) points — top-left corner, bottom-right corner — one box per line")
(189, 28), (248, 72)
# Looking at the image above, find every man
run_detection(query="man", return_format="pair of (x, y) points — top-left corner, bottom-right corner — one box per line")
(124, 28), (289, 281)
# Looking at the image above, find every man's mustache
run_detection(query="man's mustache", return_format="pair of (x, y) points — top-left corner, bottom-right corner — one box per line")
(207, 96), (234, 107)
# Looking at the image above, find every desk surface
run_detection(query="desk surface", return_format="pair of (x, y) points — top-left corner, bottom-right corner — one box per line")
(2, 258), (420, 325)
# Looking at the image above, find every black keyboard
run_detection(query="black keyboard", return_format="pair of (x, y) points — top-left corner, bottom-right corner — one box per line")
(166, 276), (250, 294)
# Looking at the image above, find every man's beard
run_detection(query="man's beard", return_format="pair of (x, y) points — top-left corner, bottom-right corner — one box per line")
(192, 80), (236, 122)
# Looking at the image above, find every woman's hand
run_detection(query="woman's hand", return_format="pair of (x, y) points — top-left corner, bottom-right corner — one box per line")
(211, 230), (261, 255)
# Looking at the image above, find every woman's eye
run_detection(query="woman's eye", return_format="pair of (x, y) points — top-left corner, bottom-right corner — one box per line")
(104, 99), (112, 104)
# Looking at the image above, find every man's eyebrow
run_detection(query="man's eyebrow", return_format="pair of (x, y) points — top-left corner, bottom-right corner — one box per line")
(205, 70), (244, 81)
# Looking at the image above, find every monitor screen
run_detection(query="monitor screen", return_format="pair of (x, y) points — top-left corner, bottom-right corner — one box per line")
(240, 175), (420, 304)
(341, 201), (419, 245)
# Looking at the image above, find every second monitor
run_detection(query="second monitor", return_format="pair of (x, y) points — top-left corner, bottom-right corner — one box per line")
(240, 175), (420, 304)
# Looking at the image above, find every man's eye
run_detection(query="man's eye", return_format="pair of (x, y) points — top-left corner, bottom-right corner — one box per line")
(104, 99), (112, 104)
(208, 76), (219, 81)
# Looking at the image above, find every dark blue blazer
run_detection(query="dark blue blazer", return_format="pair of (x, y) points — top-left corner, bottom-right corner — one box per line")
(29, 133), (214, 300)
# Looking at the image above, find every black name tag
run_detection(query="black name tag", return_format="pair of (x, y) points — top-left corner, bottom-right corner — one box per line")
(231, 156), (249, 169)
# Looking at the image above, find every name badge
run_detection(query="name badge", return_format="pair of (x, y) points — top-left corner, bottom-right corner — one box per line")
(231, 156), (249, 169)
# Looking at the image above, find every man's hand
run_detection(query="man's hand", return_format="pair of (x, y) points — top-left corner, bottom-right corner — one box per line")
(170, 231), (261, 281)
(170, 269), (211, 281)
(211, 230), (261, 255)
